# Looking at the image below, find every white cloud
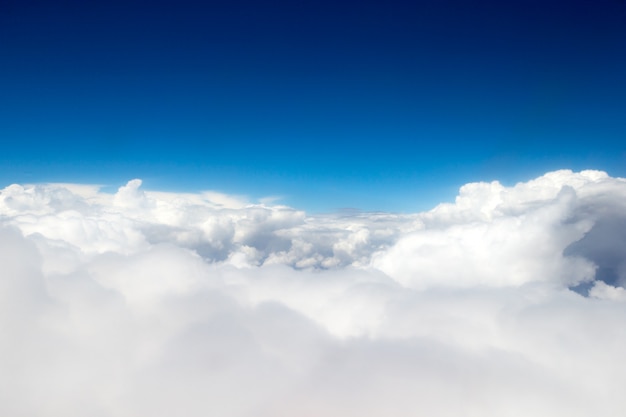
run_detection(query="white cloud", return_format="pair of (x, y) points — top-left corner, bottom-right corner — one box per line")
(1, 169), (626, 416)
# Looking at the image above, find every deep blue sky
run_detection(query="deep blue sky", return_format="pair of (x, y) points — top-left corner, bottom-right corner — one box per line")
(1, 0), (625, 212)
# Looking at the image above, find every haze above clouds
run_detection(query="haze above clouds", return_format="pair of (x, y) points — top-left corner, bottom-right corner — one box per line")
(2, 169), (626, 416)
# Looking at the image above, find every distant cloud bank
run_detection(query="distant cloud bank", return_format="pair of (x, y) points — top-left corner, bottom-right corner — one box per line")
(2, 169), (626, 416)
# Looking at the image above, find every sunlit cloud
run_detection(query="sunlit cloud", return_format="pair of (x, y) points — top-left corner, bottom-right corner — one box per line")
(2, 169), (626, 416)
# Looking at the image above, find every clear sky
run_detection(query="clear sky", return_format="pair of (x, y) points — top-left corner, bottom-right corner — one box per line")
(1, 0), (625, 212)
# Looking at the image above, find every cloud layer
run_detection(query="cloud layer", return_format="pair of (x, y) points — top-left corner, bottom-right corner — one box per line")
(2, 170), (626, 416)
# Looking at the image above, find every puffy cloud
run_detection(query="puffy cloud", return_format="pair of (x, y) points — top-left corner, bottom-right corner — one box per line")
(1, 169), (626, 416)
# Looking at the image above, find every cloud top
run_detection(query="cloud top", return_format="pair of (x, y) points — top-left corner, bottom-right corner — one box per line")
(2, 169), (626, 416)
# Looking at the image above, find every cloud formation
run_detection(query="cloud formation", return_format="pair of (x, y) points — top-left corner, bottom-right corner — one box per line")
(2, 170), (626, 416)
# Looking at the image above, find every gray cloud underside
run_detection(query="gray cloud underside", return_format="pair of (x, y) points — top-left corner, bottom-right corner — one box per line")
(2, 169), (626, 416)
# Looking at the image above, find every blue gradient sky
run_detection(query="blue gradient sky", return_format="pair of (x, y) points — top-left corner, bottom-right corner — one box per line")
(1, 0), (626, 212)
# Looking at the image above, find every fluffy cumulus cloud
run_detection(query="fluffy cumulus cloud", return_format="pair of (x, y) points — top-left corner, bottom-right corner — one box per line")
(2, 170), (626, 416)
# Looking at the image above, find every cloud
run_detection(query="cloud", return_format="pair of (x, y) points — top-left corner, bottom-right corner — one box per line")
(1, 169), (626, 416)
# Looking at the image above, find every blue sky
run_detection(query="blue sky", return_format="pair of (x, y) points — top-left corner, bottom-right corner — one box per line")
(1, 0), (625, 212)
